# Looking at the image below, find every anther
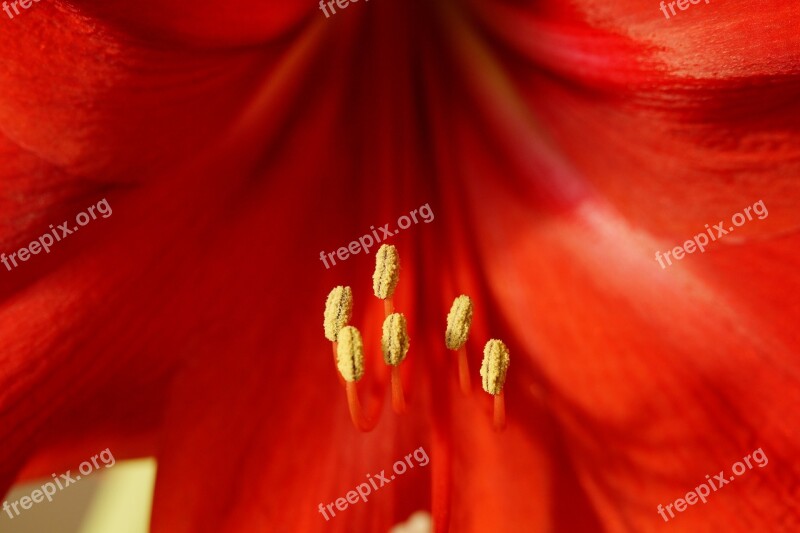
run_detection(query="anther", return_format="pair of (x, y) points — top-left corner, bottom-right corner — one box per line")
(481, 339), (510, 431)
(382, 313), (409, 414)
(324, 286), (353, 342)
(382, 313), (410, 366)
(445, 295), (472, 350)
(446, 295), (473, 394)
(337, 326), (379, 431)
(373, 244), (399, 316)
(336, 326), (364, 383)
(324, 286), (353, 385)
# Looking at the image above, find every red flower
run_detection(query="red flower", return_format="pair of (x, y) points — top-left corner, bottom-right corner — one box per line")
(1, 0), (799, 531)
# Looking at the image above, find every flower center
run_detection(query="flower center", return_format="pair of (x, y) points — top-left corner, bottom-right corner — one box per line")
(322, 244), (510, 432)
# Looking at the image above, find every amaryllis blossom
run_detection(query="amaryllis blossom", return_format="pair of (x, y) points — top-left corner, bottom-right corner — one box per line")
(1, 0), (799, 531)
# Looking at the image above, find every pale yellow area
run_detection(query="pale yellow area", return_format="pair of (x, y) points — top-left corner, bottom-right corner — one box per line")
(0, 458), (155, 533)
(79, 458), (156, 533)
(389, 511), (433, 533)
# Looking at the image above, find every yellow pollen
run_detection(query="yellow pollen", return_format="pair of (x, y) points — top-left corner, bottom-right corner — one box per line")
(336, 326), (365, 383)
(481, 339), (510, 395)
(323, 286), (353, 341)
(382, 313), (410, 366)
(445, 295), (473, 350)
(373, 244), (400, 300)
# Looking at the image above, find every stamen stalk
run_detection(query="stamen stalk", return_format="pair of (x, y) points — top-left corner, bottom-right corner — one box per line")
(391, 366), (406, 414)
(457, 346), (470, 394)
(346, 382), (379, 432)
(493, 391), (506, 431)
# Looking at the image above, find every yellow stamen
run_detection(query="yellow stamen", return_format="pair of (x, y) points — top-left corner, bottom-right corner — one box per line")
(480, 339), (509, 395)
(381, 313), (410, 366)
(323, 286), (353, 342)
(382, 313), (409, 413)
(336, 326), (365, 383)
(373, 244), (400, 300)
(445, 295), (473, 350)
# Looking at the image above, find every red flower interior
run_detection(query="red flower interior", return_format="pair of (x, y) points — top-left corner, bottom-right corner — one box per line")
(1, 0), (799, 531)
